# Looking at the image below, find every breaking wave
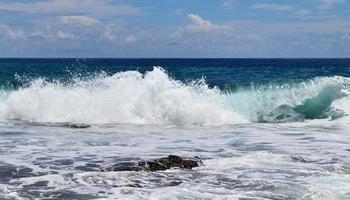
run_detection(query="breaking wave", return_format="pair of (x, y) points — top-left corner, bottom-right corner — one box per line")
(0, 67), (349, 126)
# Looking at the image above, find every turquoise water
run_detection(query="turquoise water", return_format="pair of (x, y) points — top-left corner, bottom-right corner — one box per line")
(0, 59), (350, 199)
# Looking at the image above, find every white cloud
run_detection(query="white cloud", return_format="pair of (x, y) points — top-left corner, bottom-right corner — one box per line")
(101, 24), (140, 44)
(171, 13), (234, 38)
(30, 31), (52, 39)
(251, 4), (324, 19)
(1, 5), (349, 58)
(187, 14), (214, 32)
(0, 0), (143, 16)
(318, 0), (345, 10)
(251, 4), (295, 12)
(102, 24), (118, 41)
(294, 9), (312, 17)
(125, 35), (138, 43)
(57, 30), (75, 39)
(60, 16), (101, 26)
(169, 14), (237, 53)
(0, 25), (24, 40)
(167, 13), (350, 57)
(221, 1), (236, 10)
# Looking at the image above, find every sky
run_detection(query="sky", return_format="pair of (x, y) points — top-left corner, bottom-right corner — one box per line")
(0, 0), (349, 58)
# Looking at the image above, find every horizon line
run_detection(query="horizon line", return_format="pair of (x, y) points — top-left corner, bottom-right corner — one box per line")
(0, 57), (349, 59)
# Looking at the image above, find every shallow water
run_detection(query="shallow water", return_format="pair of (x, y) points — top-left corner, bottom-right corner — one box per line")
(0, 122), (349, 199)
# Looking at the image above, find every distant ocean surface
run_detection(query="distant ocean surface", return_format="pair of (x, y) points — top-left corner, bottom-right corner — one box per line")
(0, 58), (350, 199)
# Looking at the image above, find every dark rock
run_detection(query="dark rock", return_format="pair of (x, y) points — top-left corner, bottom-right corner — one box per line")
(66, 124), (91, 129)
(146, 161), (168, 171)
(143, 155), (200, 171)
(106, 155), (203, 172)
(166, 181), (183, 186)
(182, 159), (200, 169)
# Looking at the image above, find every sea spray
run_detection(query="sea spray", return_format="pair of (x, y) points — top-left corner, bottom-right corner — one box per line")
(0, 67), (246, 125)
(0, 67), (349, 125)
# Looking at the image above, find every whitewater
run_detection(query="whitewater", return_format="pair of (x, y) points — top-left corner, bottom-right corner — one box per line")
(0, 62), (350, 199)
(0, 67), (349, 125)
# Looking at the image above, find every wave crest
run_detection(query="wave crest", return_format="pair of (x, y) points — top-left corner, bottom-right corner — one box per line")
(226, 76), (349, 123)
(0, 67), (246, 125)
(0, 67), (349, 126)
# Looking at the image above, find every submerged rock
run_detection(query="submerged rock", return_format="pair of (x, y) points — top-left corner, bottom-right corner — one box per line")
(106, 155), (203, 172)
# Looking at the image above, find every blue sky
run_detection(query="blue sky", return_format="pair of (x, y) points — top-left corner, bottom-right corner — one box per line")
(0, 0), (349, 57)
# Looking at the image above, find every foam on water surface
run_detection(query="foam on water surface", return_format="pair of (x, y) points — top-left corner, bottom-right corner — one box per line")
(0, 67), (349, 126)
(0, 123), (349, 199)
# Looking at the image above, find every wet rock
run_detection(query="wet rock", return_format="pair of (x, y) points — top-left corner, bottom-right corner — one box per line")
(106, 155), (203, 172)
(141, 155), (202, 171)
(65, 124), (91, 129)
(165, 181), (183, 186)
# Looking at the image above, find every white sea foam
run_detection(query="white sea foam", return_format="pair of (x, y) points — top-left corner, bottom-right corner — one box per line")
(10, 151), (350, 199)
(0, 67), (349, 125)
(0, 184), (22, 200)
(0, 67), (246, 125)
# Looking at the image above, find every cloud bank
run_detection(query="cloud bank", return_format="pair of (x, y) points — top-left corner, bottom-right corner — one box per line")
(0, 0), (349, 57)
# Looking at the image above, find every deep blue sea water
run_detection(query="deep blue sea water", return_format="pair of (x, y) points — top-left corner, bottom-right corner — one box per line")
(1, 58), (350, 87)
(0, 59), (350, 199)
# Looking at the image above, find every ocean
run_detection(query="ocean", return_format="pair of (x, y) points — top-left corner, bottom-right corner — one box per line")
(0, 58), (350, 199)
